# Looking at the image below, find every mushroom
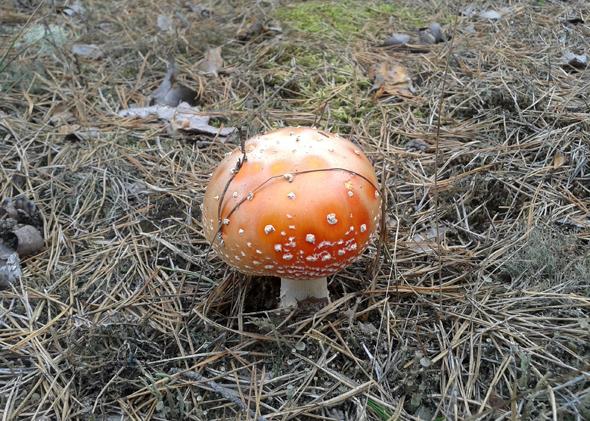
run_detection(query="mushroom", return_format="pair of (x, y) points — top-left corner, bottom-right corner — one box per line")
(202, 127), (382, 307)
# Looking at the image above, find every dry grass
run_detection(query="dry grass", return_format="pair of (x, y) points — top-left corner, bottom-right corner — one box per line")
(1, 0), (589, 420)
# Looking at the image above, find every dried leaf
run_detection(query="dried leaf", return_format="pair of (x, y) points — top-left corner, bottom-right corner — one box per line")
(188, 4), (213, 18)
(157, 15), (174, 32)
(0, 243), (21, 288)
(427, 22), (445, 43)
(0, 197), (43, 287)
(237, 19), (264, 41)
(236, 17), (281, 41)
(198, 47), (224, 76)
(1, 200), (18, 221)
(358, 321), (378, 336)
(0, 197), (41, 227)
(381, 33), (411, 46)
(58, 124), (80, 135)
(369, 62), (415, 99)
(553, 152), (566, 169)
(13, 225), (44, 257)
(462, 24), (476, 34)
(48, 105), (75, 124)
(265, 20), (283, 35)
(460, 5), (478, 17)
(479, 10), (502, 20)
(71, 43), (103, 59)
(123, 181), (150, 196)
(150, 60), (199, 107)
(418, 30), (436, 45)
(57, 124), (101, 141)
(418, 23), (446, 44)
(381, 23), (445, 49)
(408, 225), (449, 253)
(63, 1), (85, 17)
(118, 102), (236, 137)
(406, 138), (430, 152)
(563, 52), (588, 70)
(556, 217), (590, 229)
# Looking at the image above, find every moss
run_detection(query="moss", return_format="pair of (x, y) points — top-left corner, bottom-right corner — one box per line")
(275, 0), (424, 40)
(249, 3), (388, 132)
(15, 24), (69, 55)
(255, 43), (323, 80)
(258, 42), (357, 99)
(503, 228), (590, 293)
(1, 60), (47, 94)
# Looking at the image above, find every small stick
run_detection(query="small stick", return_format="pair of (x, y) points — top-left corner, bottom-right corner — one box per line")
(238, 126), (248, 163)
(433, 17), (459, 312)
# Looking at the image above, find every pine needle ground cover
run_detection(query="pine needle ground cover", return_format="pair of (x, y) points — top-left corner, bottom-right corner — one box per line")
(1, 1), (588, 419)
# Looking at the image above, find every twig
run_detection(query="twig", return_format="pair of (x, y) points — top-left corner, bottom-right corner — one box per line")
(433, 17), (458, 311)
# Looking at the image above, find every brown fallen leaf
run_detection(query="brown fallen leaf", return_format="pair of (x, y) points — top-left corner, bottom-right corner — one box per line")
(0, 196), (44, 288)
(118, 102), (236, 137)
(236, 19), (264, 41)
(198, 47), (224, 77)
(58, 123), (81, 135)
(553, 152), (566, 169)
(369, 62), (415, 99)
(150, 59), (199, 107)
(13, 225), (44, 257)
(48, 105), (75, 125)
(71, 43), (104, 59)
(57, 124), (101, 142)
(236, 18), (282, 41)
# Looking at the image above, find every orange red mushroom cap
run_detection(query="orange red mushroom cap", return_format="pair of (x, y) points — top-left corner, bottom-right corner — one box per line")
(202, 127), (382, 280)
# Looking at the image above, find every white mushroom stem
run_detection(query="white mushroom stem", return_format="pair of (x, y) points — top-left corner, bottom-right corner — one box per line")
(279, 277), (329, 308)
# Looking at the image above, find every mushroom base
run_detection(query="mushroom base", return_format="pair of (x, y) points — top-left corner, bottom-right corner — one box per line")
(279, 277), (329, 308)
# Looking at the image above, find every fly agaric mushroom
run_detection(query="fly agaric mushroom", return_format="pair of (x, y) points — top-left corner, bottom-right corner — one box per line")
(202, 127), (381, 307)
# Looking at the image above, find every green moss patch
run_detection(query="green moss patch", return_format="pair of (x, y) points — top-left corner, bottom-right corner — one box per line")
(275, 0), (423, 40)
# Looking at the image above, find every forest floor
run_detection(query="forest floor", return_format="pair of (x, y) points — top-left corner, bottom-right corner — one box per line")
(1, 0), (589, 420)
